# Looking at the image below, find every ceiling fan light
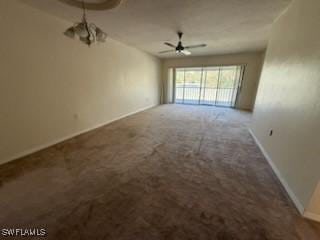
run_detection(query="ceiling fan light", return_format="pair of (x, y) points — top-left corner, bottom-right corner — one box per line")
(64, 27), (75, 39)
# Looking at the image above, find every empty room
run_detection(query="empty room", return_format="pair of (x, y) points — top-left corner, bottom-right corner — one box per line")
(1, 0), (320, 239)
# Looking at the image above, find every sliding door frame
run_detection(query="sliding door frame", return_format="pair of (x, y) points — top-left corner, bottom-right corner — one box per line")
(173, 64), (246, 108)
(234, 65), (246, 108)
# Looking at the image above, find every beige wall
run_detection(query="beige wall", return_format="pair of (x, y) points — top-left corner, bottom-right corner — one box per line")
(162, 52), (264, 110)
(0, 0), (161, 164)
(251, 0), (320, 218)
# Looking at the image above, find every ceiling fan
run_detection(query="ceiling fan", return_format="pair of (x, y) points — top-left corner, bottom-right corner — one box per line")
(159, 32), (207, 56)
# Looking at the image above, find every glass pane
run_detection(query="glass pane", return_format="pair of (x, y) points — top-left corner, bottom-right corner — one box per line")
(175, 69), (185, 103)
(200, 67), (219, 105)
(216, 66), (238, 107)
(183, 68), (202, 104)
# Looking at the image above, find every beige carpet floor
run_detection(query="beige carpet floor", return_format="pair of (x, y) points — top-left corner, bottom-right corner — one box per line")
(0, 104), (319, 240)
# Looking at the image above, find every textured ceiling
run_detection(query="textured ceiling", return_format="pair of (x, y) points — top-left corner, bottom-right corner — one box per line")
(58, 0), (122, 10)
(21, 0), (291, 58)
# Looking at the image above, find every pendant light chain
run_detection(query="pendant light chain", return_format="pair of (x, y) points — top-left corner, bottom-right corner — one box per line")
(82, 0), (86, 20)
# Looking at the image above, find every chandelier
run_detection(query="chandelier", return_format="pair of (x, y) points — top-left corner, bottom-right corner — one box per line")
(64, 1), (107, 46)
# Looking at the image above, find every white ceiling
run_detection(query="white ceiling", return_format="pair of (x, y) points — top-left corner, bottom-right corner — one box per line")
(21, 0), (291, 58)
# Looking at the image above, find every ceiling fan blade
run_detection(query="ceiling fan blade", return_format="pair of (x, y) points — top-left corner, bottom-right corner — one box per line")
(159, 49), (176, 54)
(181, 50), (191, 56)
(164, 42), (176, 48)
(185, 44), (207, 49)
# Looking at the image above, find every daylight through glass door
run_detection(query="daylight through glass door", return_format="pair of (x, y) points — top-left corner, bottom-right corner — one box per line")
(175, 65), (244, 107)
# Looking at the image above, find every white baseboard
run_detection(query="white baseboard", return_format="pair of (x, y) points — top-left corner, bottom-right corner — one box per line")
(1, 104), (158, 165)
(248, 128), (305, 215)
(304, 212), (320, 222)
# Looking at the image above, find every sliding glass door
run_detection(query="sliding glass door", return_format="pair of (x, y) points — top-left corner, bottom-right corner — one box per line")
(175, 65), (244, 107)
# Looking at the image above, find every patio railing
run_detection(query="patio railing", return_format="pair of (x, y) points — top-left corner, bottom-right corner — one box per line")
(175, 86), (236, 106)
